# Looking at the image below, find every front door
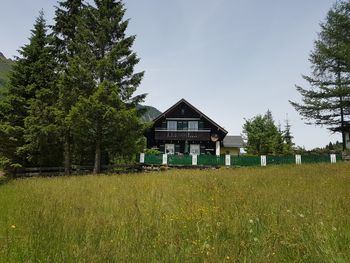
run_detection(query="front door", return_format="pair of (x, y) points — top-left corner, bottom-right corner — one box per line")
(190, 144), (200, 155)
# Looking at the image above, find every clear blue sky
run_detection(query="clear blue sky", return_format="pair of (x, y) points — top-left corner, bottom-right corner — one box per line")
(0, 0), (340, 149)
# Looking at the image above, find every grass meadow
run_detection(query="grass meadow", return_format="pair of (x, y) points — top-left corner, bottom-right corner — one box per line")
(0, 163), (349, 262)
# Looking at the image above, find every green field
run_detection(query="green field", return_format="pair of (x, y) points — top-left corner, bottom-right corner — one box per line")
(0, 163), (349, 262)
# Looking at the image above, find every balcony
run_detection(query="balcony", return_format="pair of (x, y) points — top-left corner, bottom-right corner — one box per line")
(155, 129), (211, 141)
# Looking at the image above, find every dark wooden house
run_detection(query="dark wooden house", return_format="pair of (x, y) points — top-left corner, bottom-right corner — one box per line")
(147, 99), (229, 155)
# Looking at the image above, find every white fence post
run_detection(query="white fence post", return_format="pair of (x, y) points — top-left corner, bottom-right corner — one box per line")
(140, 153), (145, 163)
(192, 154), (198, 165)
(216, 141), (221, 156)
(295, 155), (301, 165)
(330, 154), (337, 164)
(225, 155), (231, 166)
(162, 154), (168, 165)
(261, 155), (266, 166)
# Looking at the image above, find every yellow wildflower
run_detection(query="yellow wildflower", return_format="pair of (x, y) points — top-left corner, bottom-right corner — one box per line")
(11, 224), (16, 229)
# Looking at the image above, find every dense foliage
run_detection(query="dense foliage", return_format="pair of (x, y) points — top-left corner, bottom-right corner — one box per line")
(290, 1), (350, 150)
(0, 0), (146, 174)
(243, 110), (295, 155)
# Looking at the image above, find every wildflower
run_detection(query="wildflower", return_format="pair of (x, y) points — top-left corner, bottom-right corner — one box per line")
(249, 219), (254, 224)
(287, 209), (291, 213)
(299, 213), (305, 218)
(253, 237), (258, 242)
(11, 225), (16, 229)
(226, 256), (230, 260)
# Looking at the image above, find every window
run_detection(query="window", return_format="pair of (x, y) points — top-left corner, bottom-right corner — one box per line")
(188, 121), (198, 131)
(190, 144), (200, 155)
(165, 144), (175, 154)
(167, 121), (177, 130)
(177, 121), (188, 130)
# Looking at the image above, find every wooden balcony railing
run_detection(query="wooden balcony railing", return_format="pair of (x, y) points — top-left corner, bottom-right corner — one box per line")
(155, 129), (211, 141)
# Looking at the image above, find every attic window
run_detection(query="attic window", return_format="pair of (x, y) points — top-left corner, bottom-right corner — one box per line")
(181, 109), (185, 115)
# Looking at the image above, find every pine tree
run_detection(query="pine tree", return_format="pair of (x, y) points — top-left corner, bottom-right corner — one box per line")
(68, 0), (146, 173)
(0, 11), (58, 171)
(52, 0), (88, 174)
(274, 123), (285, 155)
(283, 116), (294, 154)
(290, 1), (350, 150)
(22, 13), (62, 167)
(243, 110), (291, 155)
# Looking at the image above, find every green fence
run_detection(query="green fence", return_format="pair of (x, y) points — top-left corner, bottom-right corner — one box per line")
(143, 154), (163, 165)
(168, 155), (192, 166)
(198, 155), (225, 166)
(266, 155), (295, 165)
(140, 153), (342, 167)
(231, 155), (261, 167)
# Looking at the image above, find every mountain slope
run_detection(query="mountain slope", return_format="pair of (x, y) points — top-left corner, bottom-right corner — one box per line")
(138, 105), (162, 122)
(0, 52), (14, 90)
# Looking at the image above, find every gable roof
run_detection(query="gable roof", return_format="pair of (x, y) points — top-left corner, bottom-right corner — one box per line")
(223, 135), (244, 148)
(153, 98), (228, 134)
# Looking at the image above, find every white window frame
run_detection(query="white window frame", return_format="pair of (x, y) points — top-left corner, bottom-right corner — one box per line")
(188, 121), (198, 131)
(190, 144), (200, 155)
(167, 121), (177, 131)
(165, 144), (175, 155)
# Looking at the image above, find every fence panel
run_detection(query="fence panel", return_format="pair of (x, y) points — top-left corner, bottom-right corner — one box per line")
(301, 155), (330, 164)
(198, 155), (225, 166)
(231, 156), (261, 167)
(168, 155), (192, 166)
(267, 155), (295, 165)
(336, 154), (342, 162)
(144, 154), (163, 165)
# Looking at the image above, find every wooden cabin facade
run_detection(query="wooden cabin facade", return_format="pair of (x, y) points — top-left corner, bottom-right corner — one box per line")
(147, 99), (230, 155)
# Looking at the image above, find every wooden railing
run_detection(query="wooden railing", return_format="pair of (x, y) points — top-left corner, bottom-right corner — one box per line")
(154, 129), (211, 141)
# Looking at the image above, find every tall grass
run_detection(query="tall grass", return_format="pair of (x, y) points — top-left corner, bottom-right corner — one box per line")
(0, 163), (349, 262)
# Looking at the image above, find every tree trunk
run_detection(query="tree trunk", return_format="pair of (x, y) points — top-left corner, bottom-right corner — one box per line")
(93, 124), (102, 174)
(93, 138), (101, 174)
(340, 100), (346, 151)
(64, 130), (71, 175)
(337, 69), (346, 151)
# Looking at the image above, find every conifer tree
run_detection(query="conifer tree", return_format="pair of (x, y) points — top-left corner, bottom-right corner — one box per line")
(69, 0), (146, 173)
(283, 117), (294, 154)
(0, 11), (58, 170)
(52, 0), (88, 174)
(290, 1), (350, 150)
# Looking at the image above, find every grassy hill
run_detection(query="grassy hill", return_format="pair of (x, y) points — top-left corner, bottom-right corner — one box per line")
(0, 52), (13, 91)
(0, 163), (349, 262)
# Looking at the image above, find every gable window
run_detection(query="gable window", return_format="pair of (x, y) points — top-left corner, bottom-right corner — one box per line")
(188, 121), (198, 131)
(167, 121), (177, 130)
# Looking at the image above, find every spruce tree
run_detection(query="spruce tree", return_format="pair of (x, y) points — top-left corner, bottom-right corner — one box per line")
(69, 0), (146, 173)
(52, 0), (87, 174)
(283, 117), (294, 154)
(0, 11), (57, 170)
(290, 1), (350, 150)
